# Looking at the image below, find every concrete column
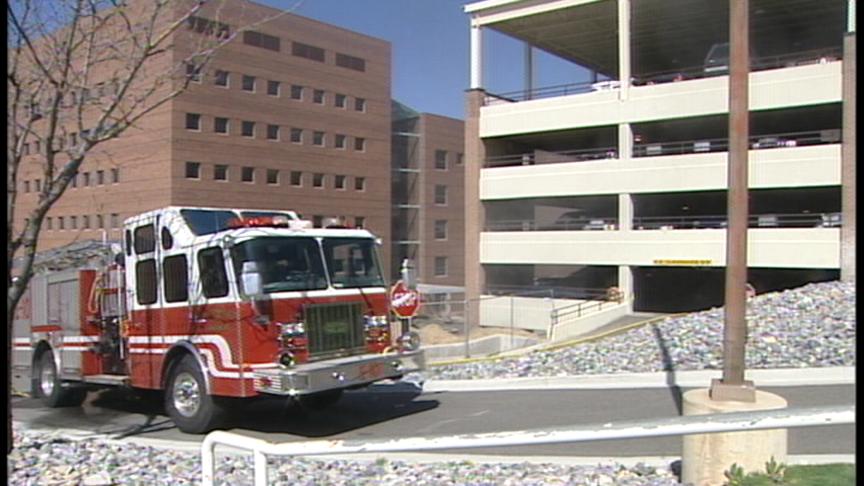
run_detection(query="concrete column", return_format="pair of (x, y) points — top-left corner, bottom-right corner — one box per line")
(841, 32), (855, 282)
(618, 123), (633, 162)
(618, 192), (634, 312)
(524, 43), (534, 99)
(470, 22), (483, 89)
(682, 389), (788, 486)
(464, 89), (487, 323)
(618, 0), (631, 100)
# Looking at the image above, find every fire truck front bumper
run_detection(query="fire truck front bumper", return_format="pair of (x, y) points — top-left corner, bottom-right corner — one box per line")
(252, 350), (425, 396)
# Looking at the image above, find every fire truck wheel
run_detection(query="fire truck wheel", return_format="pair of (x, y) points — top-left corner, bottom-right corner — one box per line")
(164, 355), (225, 434)
(297, 389), (344, 411)
(33, 351), (87, 407)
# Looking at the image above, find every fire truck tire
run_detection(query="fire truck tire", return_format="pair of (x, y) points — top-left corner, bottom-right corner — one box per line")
(297, 389), (344, 411)
(33, 351), (87, 408)
(164, 355), (225, 434)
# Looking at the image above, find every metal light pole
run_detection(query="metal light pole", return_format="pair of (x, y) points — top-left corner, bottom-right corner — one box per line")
(710, 0), (756, 402)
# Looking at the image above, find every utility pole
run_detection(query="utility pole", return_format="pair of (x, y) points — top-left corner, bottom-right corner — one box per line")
(710, 0), (756, 402)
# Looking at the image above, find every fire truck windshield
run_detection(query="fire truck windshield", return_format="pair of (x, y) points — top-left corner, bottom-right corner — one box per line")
(231, 237), (328, 293)
(321, 237), (386, 289)
(230, 236), (385, 293)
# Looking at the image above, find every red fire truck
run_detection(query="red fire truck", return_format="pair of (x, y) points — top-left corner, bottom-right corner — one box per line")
(12, 206), (424, 433)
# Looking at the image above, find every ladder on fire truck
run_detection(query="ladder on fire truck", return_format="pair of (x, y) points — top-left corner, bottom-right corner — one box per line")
(82, 257), (131, 386)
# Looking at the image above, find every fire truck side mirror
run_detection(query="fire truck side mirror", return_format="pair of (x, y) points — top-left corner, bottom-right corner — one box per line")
(241, 261), (263, 298)
(400, 259), (417, 290)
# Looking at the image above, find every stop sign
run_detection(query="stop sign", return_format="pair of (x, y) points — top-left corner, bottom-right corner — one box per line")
(390, 280), (420, 318)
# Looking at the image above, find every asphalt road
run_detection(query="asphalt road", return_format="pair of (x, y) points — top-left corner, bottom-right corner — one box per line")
(12, 384), (855, 458)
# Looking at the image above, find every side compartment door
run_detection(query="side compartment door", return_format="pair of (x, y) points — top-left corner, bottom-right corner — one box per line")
(48, 271), (83, 379)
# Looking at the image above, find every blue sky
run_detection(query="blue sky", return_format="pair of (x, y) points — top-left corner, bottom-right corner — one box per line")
(266, 0), (472, 120)
(259, 1), (593, 120)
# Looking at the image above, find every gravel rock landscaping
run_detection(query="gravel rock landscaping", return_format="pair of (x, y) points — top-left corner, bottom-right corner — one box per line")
(7, 428), (681, 486)
(426, 280), (855, 380)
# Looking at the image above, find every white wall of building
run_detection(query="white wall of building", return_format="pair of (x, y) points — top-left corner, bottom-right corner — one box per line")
(480, 228), (840, 268)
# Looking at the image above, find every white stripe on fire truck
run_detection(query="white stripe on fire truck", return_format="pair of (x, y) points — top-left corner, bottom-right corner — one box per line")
(127, 335), (278, 371)
(128, 347), (276, 379)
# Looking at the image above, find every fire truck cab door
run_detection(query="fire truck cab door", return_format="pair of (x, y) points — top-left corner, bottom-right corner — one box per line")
(125, 216), (163, 388)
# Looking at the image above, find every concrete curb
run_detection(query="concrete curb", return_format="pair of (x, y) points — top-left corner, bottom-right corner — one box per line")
(400, 367), (856, 393)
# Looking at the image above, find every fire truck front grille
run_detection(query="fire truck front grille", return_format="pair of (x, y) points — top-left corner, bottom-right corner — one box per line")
(304, 302), (366, 359)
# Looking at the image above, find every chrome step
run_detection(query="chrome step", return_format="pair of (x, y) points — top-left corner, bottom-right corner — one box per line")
(82, 374), (130, 386)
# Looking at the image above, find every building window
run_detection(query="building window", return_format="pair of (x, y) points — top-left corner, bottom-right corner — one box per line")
(290, 171), (302, 186)
(267, 169), (279, 185)
(34, 179), (41, 192)
(335, 93), (347, 108)
(185, 62), (202, 82)
(434, 220), (448, 240)
(185, 162), (201, 179)
(46, 217), (52, 230)
(241, 120), (255, 137)
(163, 254), (189, 303)
(290, 85), (303, 100)
(23, 181), (30, 193)
(186, 113), (201, 130)
(214, 70), (229, 87)
(434, 257), (447, 277)
(435, 150), (447, 170)
(214, 164), (228, 181)
(313, 89), (325, 104)
(354, 216), (365, 228)
(82, 172), (90, 186)
(96, 214), (104, 229)
(434, 185), (447, 205)
(355, 98), (366, 112)
(242, 75), (256, 92)
(111, 213), (120, 228)
(335, 53), (366, 72)
(267, 124), (280, 141)
(313, 131), (325, 146)
(82, 215), (90, 229)
(243, 30), (280, 51)
(313, 173), (325, 188)
(334, 175), (346, 190)
(312, 215), (324, 227)
(214, 117), (229, 134)
(290, 127), (303, 143)
(111, 168), (119, 183)
(58, 216), (65, 230)
(334, 134), (346, 149)
(70, 132), (78, 146)
(242, 166), (254, 183)
(292, 41), (325, 62)
(97, 170), (105, 185)
(71, 175), (77, 188)
(267, 80), (280, 96)
(354, 137), (366, 151)
(23, 143), (30, 156)
(354, 177), (366, 191)
(456, 153), (464, 165)
(186, 15), (231, 39)
(70, 216), (78, 229)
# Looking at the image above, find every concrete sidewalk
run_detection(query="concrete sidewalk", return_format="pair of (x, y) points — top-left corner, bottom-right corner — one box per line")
(393, 367), (856, 393)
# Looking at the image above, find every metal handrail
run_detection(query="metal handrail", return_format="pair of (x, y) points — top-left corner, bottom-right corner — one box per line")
(482, 47), (843, 106)
(633, 129), (842, 158)
(484, 212), (841, 232)
(483, 129), (840, 169)
(485, 146), (618, 168)
(201, 405), (854, 486)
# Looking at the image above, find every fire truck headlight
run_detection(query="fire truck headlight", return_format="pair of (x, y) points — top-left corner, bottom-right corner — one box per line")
(398, 332), (421, 351)
(279, 352), (295, 368)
